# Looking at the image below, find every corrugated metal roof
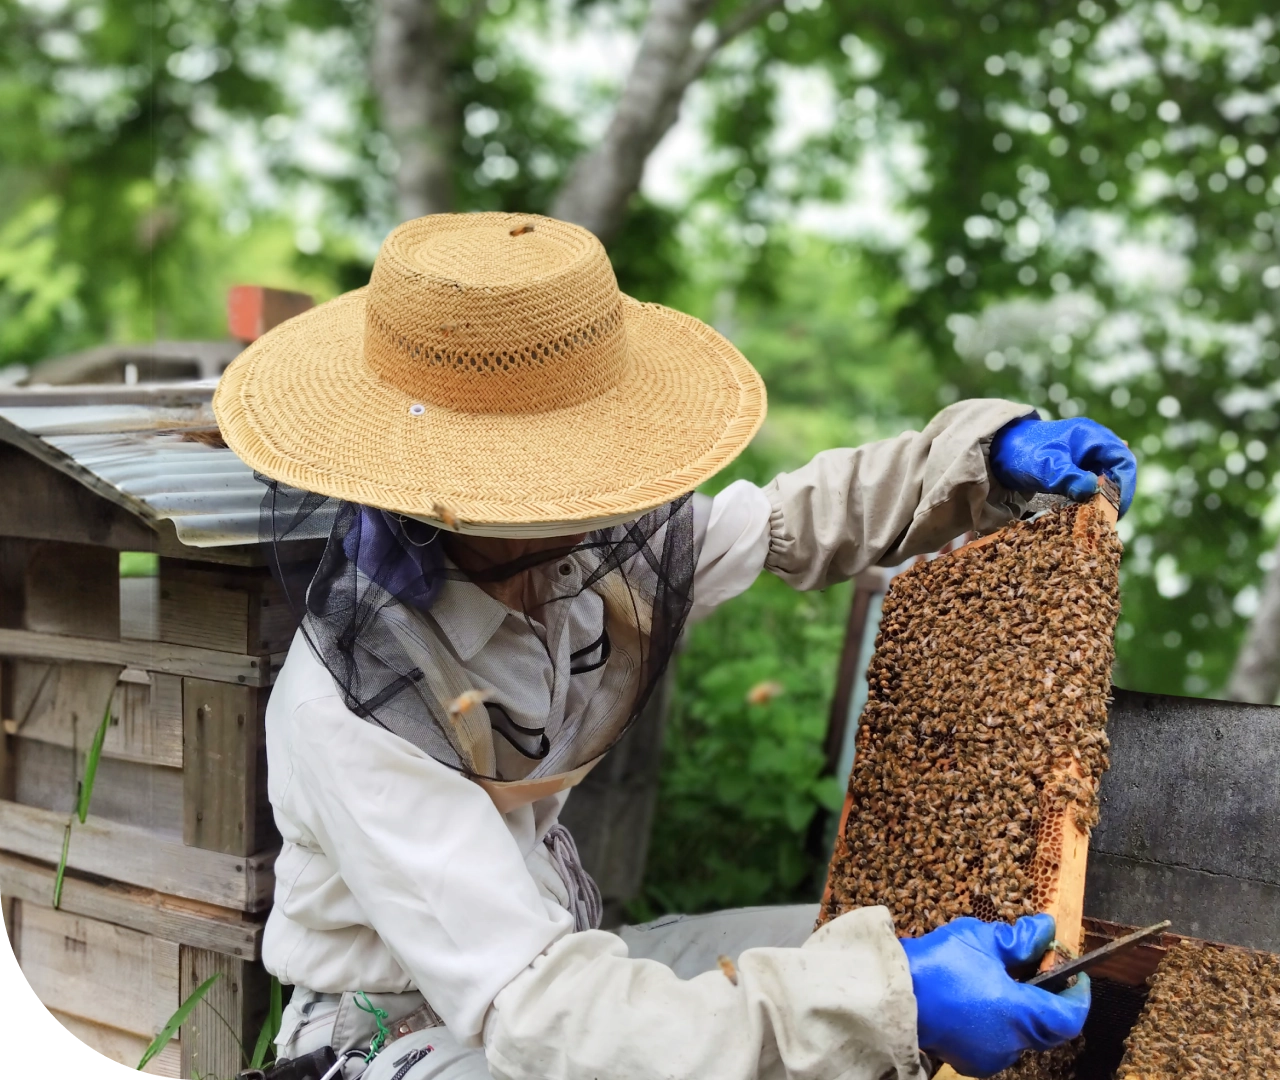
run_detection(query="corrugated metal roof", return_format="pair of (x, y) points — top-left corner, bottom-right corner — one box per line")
(0, 383), (266, 548)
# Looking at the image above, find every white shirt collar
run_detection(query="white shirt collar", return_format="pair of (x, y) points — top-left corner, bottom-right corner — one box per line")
(429, 576), (511, 661)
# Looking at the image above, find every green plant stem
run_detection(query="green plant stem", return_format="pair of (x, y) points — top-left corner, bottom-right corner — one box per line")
(78, 699), (113, 823)
(250, 976), (283, 1070)
(137, 973), (222, 1071)
(52, 819), (72, 909)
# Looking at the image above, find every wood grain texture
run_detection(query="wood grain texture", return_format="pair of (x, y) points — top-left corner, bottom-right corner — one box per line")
(0, 627), (280, 686)
(14, 737), (185, 838)
(120, 575), (159, 641)
(0, 799), (276, 911)
(180, 945), (271, 1080)
(0, 443), (157, 553)
(51, 1010), (182, 1077)
(0, 851), (262, 957)
(10, 667), (186, 769)
(160, 569), (250, 653)
(14, 900), (180, 1039)
(184, 679), (269, 856)
(2, 660), (162, 761)
(160, 560), (296, 655)
(23, 541), (120, 641)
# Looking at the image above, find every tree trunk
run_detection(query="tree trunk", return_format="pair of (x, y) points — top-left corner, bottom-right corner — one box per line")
(1227, 535), (1280, 703)
(551, 0), (718, 243)
(373, 0), (456, 221)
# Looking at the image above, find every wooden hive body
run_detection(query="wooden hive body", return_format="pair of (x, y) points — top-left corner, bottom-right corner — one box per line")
(0, 426), (291, 1077)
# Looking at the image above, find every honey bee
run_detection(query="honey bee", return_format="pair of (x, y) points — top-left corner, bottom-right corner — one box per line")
(745, 680), (785, 705)
(433, 503), (460, 530)
(447, 688), (493, 717)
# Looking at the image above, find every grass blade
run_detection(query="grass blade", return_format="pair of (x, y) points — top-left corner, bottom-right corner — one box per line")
(137, 973), (222, 1071)
(52, 819), (72, 908)
(78, 699), (113, 824)
(249, 976), (283, 1069)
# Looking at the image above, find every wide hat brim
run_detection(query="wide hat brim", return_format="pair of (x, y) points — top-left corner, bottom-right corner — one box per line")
(214, 288), (766, 535)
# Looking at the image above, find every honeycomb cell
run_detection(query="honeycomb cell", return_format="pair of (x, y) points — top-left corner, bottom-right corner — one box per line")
(1118, 940), (1280, 1078)
(820, 500), (1122, 941)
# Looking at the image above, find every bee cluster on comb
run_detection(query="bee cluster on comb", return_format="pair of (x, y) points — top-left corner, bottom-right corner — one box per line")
(1116, 940), (1280, 1077)
(820, 498), (1122, 938)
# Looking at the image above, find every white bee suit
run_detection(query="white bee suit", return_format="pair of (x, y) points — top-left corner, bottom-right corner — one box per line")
(265, 399), (1033, 1080)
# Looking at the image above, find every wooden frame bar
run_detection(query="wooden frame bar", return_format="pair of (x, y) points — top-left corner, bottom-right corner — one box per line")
(0, 799), (276, 911)
(0, 627), (282, 686)
(0, 851), (261, 958)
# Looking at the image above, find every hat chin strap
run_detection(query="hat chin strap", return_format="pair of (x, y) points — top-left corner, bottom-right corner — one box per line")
(402, 507), (651, 539)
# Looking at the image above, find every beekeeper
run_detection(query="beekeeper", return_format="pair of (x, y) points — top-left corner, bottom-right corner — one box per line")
(212, 213), (1136, 1080)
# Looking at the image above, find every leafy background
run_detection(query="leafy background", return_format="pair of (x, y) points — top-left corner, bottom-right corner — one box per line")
(3, 0), (1279, 913)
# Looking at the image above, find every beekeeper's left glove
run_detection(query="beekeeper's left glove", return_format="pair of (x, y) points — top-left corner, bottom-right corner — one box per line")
(900, 914), (1091, 1077)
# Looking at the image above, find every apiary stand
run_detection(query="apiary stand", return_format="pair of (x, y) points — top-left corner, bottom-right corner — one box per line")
(0, 496), (289, 1076)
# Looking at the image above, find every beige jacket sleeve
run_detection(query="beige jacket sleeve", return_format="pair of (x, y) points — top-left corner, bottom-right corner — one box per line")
(485, 906), (926, 1080)
(764, 398), (1036, 591)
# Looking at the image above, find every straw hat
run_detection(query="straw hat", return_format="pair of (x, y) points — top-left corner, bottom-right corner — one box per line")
(213, 213), (766, 537)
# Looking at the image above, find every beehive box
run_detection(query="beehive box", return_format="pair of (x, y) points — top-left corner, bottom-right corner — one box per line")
(0, 383), (293, 1077)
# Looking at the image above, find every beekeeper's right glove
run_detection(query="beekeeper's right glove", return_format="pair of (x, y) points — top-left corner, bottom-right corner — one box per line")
(900, 914), (1091, 1077)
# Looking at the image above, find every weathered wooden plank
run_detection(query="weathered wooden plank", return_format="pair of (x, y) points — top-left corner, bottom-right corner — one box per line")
(15, 900), (181, 1039)
(184, 679), (270, 856)
(14, 738), (184, 838)
(5, 662), (182, 768)
(51, 1010), (182, 1077)
(161, 566), (250, 653)
(160, 561), (296, 655)
(0, 799), (276, 912)
(180, 946), (271, 1080)
(0, 442), (158, 553)
(120, 575), (159, 641)
(0, 852), (261, 958)
(0, 627), (280, 686)
(4, 658), (123, 744)
(23, 540), (120, 641)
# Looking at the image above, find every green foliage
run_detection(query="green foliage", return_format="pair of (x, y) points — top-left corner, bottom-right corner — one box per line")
(119, 551), (159, 578)
(137, 973), (222, 1072)
(700, 0), (1280, 697)
(53, 697), (113, 907)
(638, 573), (849, 917)
(77, 699), (112, 823)
(52, 820), (72, 910)
(249, 976), (284, 1071)
(638, 239), (942, 914)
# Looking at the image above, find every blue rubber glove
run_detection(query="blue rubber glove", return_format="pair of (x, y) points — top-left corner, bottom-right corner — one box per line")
(989, 415), (1137, 515)
(900, 915), (1091, 1077)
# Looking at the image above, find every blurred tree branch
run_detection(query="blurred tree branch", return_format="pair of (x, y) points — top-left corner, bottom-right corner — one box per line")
(372, 0), (458, 220)
(550, 0), (782, 242)
(372, 0), (781, 236)
(1227, 540), (1280, 704)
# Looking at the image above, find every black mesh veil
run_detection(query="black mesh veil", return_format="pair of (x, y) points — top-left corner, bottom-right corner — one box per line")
(262, 479), (697, 784)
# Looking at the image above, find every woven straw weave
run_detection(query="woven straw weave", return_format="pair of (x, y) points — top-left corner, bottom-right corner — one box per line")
(213, 213), (766, 532)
